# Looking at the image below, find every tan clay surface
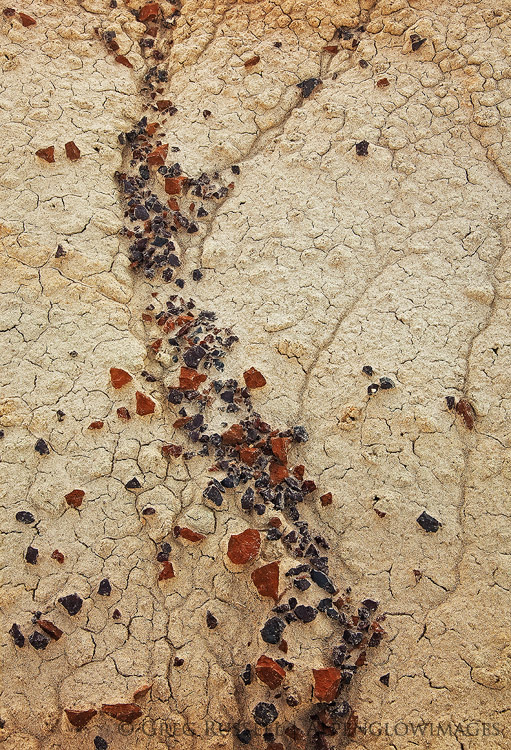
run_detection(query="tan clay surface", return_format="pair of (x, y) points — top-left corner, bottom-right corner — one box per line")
(1, 1), (511, 749)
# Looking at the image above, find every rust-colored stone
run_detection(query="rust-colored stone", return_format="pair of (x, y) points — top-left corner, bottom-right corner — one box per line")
(222, 423), (244, 445)
(133, 684), (152, 700)
(156, 99), (173, 111)
(320, 492), (332, 506)
(269, 461), (288, 485)
(267, 744), (284, 750)
(346, 711), (358, 737)
(65, 141), (81, 161)
(168, 197), (179, 211)
(158, 561), (175, 580)
(101, 704), (142, 723)
(376, 77), (389, 88)
(147, 122), (159, 136)
(323, 45), (339, 53)
(456, 398), (475, 429)
(227, 528), (261, 565)
(313, 667), (341, 702)
(38, 619), (63, 640)
(179, 527), (205, 543)
(35, 146), (54, 163)
(293, 465), (305, 479)
(19, 12), (36, 26)
(256, 655), (286, 689)
(278, 639), (288, 653)
(179, 367), (206, 390)
(139, 2), (159, 21)
(88, 420), (104, 429)
(285, 726), (307, 750)
(64, 708), (97, 728)
(115, 55), (133, 68)
(251, 561), (279, 600)
(117, 407), (131, 420)
(243, 367), (266, 388)
(269, 517), (281, 528)
(161, 444), (183, 458)
(150, 338), (162, 352)
(51, 549), (65, 564)
(164, 176), (187, 195)
(147, 143), (168, 166)
(239, 444), (259, 466)
(136, 391), (155, 416)
(270, 436), (290, 464)
(65, 489), (85, 508)
(244, 55), (260, 67)
(110, 367), (133, 388)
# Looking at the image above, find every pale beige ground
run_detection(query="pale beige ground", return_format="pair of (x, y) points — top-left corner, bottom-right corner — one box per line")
(1, 0), (511, 749)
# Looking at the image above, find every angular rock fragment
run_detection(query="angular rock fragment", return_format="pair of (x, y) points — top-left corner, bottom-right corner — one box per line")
(416, 511), (441, 533)
(94, 737), (108, 750)
(355, 140), (369, 156)
(16, 511), (35, 524)
(297, 78), (322, 98)
(178, 527), (205, 542)
(37, 619), (63, 640)
(158, 562), (175, 580)
(251, 561), (279, 600)
(313, 667), (341, 702)
(98, 579), (111, 596)
(243, 367), (266, 388)
(256, 655), (286, 689)
(109, 367), (133, 388)
(25, 546), (38, 564)
(206, 611), (218, 629)
(260, 617), (285, 645)
(456, 398), (475, 429)
(237, 729), (252, 744)
(19, 12), (36, 26)
(51, 549), (65, 563)
(9, 623), (24, 648)
(35, 438), (50, 455)
(65, 489), (85, 508)
(125, 477), (141, 489)
(65, 141), (81, 161)
(253, 702), (278, 727)
(227, 528), (261, 564)
(310, 569), (337, 595)
(136, 391), (155, 415)
(58, 593), (83, 616)
(28, 631), (50, 650)
(284, 725), (307, 749)
(64, 708), (97, 728)
(35, 147), (54, 162)
(101, 704), (142, 723)
(88, 421), (104, 429)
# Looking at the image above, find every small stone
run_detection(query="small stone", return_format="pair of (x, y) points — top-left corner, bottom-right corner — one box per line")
(16, 511), (35, 524)
(313, 667), (341, 702)
(410, 33), (426, 51)
(133, 684), (152, 701)
(37, 619), (63, 640)
(255, 655), (286, 689)
(28, 631), (50, 650)
(64, 709), (97, 728)
(379, 376), (395, 390)
(88, 421), (104, 429)
(294, 605), (317, 623)
(110, 367), (133, 388)
(158, 562), (175, 580)
(227, 528), (261, 564)
(456, 398), (475, 429)
(35, 438), (50, 455)
(173, 657), (184, 667)
(115, 55), (133, 68)
(243, 367), (266, 388)
(178, 527), (205, 542)
(117, 407), (131, 420)
(98, 579), (111, 596)
(293, 578), (310, 591)
(25, 546), (38, 564)
(206, 611), (218, 629)
(260, 617), (285, 645)
(252, 702), (278, 727)
(297, 78), (322, 98)
(94, 737), (108, 750)
(125, 477), (141, 489)
(362, 365), (373, 376)
(65, 489), (85, 508)
(237, 729), (252, 744)
(58, 593), (83, 616)
(136, 391), (156, 415)
(379, 673), (390, 686)
(251, 561), (279, 600)
(36, 147), (54, 162)
(101, 704), (142, 723)
(241, 664), (252, 685)
(112, 609), (121, 619)
(355, 140), (369, 156)
(244, 55), (260, 67)
(284, 725), (307, 749)
(343, 629), (363, 646)
(416, 511), (441, 533)
(139, 2), (160, 22)
(9, 623), (24, 648)
(310, 569), (337, 594)
(320, 493), (332, 507)
(376, 77), (390, 88)
(65, 141), (81, 161)
(446, 396), (456, 410)
(19, 12), (37, 26)
(142, 507), (155, 516)
(51, 549), (65, 563)
(367, 383), (379, 395)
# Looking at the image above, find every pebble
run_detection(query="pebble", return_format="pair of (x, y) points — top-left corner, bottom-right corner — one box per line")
(251, 561), (279, 600)
(237, 729), (252, 744)
(297, 78), (322, 98)
(16, 511), (35, 524)
(28, 631), (50, 650)
(379, 673), (390, 686)
(35, 438), (50, 455)
(255, 655), (286, 689)
(260, 617), (285, 644)
(227, 528), (261, 565)
(64, 709), (97, 728)
(379, 376), (395, 390)
(252, 702), (278, 727)
(58, 593), (83, 616)
(310, 569), (336, 594)
(294, 605), (317, 623)
(101, 704), (142, 723)
(98, 579), (111, 596)
(25, 546), (38, 564)
(206, 611), (218, 629)
(9, 623), (25, 648)
(355, 140), (369, 156)
(94, 737), (108, 750)
(416, 511), (441, 533)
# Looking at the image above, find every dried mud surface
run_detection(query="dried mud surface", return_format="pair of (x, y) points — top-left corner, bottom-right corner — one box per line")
(1, 1), (511, 749)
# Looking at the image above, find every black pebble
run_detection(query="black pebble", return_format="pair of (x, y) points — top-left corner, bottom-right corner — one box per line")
(297, 78), (322, 98)
(367, 384), (379, 395)
(16, 511), (35, 524)
(332, 644), (346, 666)
(355, 140), (369, 156)
(94, 737), (108, 750)
(58, 593), (83, 616)
(237, 729), (251, 744)
(294, 605), (317, 623)
(260, 617), (286, 644)
(252, 702), (278, 727)
(28, 631), (50, 650)
(125, 477), (141, 489)
(310, 569), (336, 594)
(379, 376), (395, 390)
(9, 623), (25, 648)
(343, 629), (363, 646)
(417, 511), (441, 533)
(241, 663), (252, 685)
(192, 269), (203, 281)
(98, 579), (111, 596)
(231, 165), (240, 175)
(362, 365), (373, 376)
(35, 439), (50, 455)
(25, 546), (38, 564)
(379, 673), (390, 686)
(206, 611), (218, 629)
(446, 396), (456, 410)
(293, 578), (310, 591)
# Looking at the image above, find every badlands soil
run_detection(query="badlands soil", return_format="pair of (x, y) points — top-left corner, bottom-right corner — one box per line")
(1, 1), (511, 749)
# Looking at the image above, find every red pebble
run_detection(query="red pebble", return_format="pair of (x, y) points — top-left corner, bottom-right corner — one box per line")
(243, 367), (266, 389)
(38, 619), (63, 640)
(158, 561), (175, 580)
(88, 420), (104, 429)
(101, 704), (142, 723)
(256, 655), (286, 689)
(65, 489), (85, 508)
(64, 709), (97, 728)
(35, 146), (54, 163)
(178, 527), (205, 543)
(65, 141), (81, 161)
(110, 367), (133, 388)
(19, 12), (36, 26)
(269, 462), (288, 485)
(51, 549), (65, 564)
(147, 143), (168, 167)
(179, 367), (206, 390)
(227, 528), (261, 565)
(165, 176), (187, 195)
(251, 561), (279, 600)
(313, 667), (341, 702)
(222, 424), (244, 445)
(456, 398), (475, 430)
(139, 2), (160, 22)
(117, 407), (131, 420)
(161, 444), (183, 458)
(320, 492), (332, 507)
(115, 55), (133, 68)
(136, 391), (155, 416)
